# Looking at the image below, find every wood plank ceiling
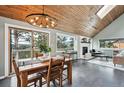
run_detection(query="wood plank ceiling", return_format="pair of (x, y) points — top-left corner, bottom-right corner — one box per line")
(0, 5), (124, 37)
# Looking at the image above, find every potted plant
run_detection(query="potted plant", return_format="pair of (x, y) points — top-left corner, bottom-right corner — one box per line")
(38, 43), (51, 57)
(35, 43), (51, 58)
(34, 33), (51, 58)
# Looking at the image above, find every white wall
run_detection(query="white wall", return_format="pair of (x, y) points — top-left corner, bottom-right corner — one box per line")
(0, 16), (81, 77)
(93, 13), (124, 50)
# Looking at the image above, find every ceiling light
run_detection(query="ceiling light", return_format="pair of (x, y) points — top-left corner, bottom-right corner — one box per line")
(33, 22), (36, 25)
(46, 17), (49, 21)
(51, 24), (55, 27)
(35, 17), (39, 20)
(46, 25), (49, 28)
(30, 19), (34, 22)
(51, 21), (55, 24)
(39, 24), (43, 27)
(25, 5), (57, 28)
(96, 5), (116, 19)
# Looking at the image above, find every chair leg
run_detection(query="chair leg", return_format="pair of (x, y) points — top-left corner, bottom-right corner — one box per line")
(60, 77), (62, 87)
(59, 76), (62, 87)
(34, 81), (37, 87)
(39, 78), (42, 87)
(47, 83), (50, 87)
(17, 80), (21, 87)
(47, 80), (50, 87)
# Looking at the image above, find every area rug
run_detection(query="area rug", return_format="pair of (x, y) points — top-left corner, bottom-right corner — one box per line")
(87, 58), (124, 71)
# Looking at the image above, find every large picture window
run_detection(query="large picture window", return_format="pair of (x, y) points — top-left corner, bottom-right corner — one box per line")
(10, 27), (49, 61)
(99, 39), (124, 49)
(56, 33), (74, 51)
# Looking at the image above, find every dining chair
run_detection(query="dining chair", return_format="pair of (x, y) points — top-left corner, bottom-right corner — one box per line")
(12, 56), (42, 87)
(40, 58), (64, 87)
(62, 54), (71, 82)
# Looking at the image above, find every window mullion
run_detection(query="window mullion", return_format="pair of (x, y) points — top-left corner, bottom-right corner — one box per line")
(31, 31), (34, 60)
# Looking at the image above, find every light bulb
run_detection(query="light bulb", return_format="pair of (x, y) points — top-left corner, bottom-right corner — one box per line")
(51, 21), (55, 24)
(51, 23), (55, 27)
(39, 25), (42, 27)
(46, 17), (49, 21)
(30, 19), (34, 22)
(35, 17), (39, 20)
(46, 25), (49, 28)
(33, 22), (36, 25)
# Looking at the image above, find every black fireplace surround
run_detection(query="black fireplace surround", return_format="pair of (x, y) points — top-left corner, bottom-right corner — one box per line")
(82, 47), (88, 55)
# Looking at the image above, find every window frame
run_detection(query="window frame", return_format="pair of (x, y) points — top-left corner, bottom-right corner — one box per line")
(99, 38), (124, 49)
(56, 33), (75, 52)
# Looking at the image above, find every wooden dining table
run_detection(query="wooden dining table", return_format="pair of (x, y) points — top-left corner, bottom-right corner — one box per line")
(19, 57), (72, 87)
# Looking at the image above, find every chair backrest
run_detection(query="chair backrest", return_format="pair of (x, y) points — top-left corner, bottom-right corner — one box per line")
(12, 56), (21, 86)
(63, 54), (70, 58)
(47, 58), (64, 81)
(62, 54), (71, 62)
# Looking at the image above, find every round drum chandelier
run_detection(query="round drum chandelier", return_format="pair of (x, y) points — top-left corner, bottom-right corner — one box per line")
(25, 5), (57, 28)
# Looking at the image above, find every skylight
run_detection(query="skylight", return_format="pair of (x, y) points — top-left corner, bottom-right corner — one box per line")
(96, 5), (116, 19)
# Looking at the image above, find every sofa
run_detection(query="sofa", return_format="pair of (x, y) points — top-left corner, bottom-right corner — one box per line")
(113, 50), (124, 66)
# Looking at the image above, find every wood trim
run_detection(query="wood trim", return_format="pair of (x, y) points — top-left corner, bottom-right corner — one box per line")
(8, 28), (11, 74)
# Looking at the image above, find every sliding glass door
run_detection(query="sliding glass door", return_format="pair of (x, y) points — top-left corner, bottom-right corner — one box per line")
(10, 28), (32, 60)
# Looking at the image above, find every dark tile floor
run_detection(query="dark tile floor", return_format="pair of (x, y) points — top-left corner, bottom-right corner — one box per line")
(1, 59), (124, 87)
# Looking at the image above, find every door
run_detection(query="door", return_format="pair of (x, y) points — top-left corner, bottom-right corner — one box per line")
(9, 27), (32, 74)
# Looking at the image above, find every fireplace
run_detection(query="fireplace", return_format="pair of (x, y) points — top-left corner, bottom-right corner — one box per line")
(82, 47), (88, 55)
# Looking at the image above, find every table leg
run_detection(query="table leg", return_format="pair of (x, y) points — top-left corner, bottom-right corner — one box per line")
(20, 72), (28, 87)
(67, 62), (72, 85)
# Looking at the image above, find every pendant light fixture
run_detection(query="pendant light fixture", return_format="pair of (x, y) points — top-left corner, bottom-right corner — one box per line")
(25, 5), (57, 28)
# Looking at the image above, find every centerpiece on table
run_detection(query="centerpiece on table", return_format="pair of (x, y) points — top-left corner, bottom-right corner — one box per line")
(35, 34), (51, 58)
(39, 43), (51, 57)
(35, 42), (51, 59)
